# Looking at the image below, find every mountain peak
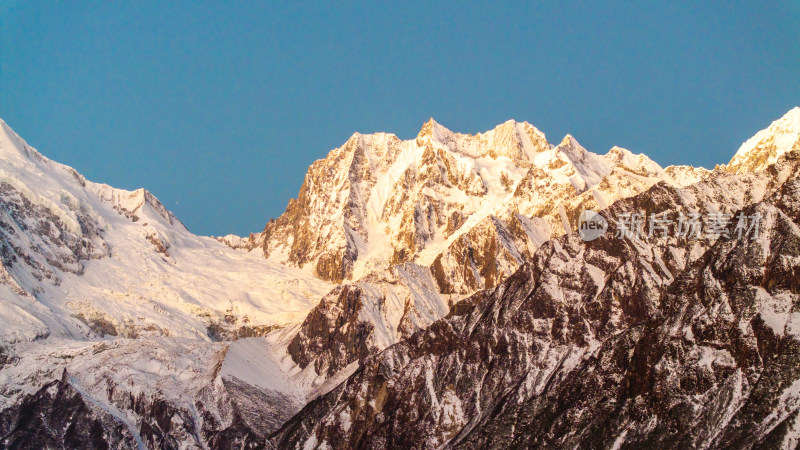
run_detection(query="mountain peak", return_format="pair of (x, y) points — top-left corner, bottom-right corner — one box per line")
(727, 107), (800, 174)
(417, 118), (452, 142)
(557, 134), (582, 149)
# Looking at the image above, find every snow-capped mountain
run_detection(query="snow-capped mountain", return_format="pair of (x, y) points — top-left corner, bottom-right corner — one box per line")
(248, 119), (707, 286)
(269, 118), (717, 381)
(272, 115), (800, 449)
(0, 108), (798, 448)
(0, 118), (332, 342)
(247, 119), (550, 282)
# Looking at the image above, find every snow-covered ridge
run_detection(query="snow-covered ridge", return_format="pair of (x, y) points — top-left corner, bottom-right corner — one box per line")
(0, 117), (332, 346)
(727, 107), (800, 174)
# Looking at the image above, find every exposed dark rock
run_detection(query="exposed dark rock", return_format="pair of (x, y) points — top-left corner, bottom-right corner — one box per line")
(288, 285), (375, 377)
(73, 312), (118, 337)
(0, 371), (137, 449)
(206, 322), (281, 342)
(145, 233), (170, 257)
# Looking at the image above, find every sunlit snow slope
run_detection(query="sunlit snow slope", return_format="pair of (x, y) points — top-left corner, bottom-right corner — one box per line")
(0, 118), (332, 344)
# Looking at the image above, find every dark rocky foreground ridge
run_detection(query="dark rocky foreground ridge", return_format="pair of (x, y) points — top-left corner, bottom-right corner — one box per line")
(0, 360), (298, 449)
(270, 151), (800, 448)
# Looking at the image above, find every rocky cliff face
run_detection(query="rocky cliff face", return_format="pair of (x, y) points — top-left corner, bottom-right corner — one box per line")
(271, 148), (800, 449)
(287, 262), (448, 378)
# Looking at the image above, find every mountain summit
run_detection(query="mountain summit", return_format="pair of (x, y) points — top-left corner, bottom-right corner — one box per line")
(247, 118), (706, 284)
(727, 107), (800, 174)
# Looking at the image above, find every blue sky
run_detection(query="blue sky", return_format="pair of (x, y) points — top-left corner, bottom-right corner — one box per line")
(1, 1), (798, 236)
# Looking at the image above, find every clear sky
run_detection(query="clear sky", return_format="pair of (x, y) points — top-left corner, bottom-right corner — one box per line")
(1, 1), (798, 236)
